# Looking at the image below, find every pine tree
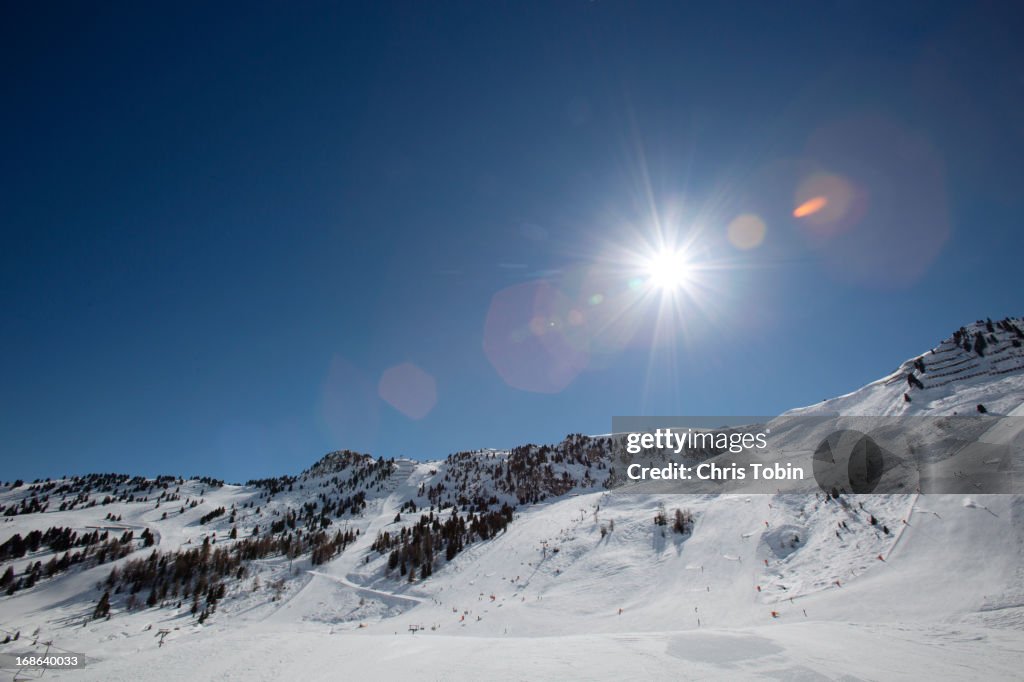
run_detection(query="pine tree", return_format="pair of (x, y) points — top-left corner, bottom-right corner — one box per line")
(94, 591), (111, 619)
(672, 508), (694, 534)
(974, 332), (987, 356)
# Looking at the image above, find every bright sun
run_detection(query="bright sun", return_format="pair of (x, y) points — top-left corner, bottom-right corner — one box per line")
(645, 249), (691, 291)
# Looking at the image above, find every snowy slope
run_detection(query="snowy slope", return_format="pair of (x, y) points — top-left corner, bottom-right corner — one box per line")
(788, 317), (1024, 418)
(1, 318), (1022, 680)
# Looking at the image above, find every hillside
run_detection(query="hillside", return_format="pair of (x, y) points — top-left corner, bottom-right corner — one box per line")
(0, 317), (1022, 680)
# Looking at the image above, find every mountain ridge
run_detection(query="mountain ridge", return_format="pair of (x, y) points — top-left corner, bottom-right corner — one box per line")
(1, 316), (1022, 680)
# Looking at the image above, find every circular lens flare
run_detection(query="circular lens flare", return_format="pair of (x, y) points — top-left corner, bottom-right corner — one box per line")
(727, 213), (767, 250)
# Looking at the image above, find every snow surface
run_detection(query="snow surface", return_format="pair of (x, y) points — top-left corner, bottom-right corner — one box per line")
(1, 319), (1023, 680)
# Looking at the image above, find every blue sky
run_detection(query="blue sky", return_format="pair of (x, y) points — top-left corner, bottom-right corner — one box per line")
(2, 2), (1022, 481)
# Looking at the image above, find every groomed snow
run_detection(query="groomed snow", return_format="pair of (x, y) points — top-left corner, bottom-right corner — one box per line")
(2, 320), (1022, 680)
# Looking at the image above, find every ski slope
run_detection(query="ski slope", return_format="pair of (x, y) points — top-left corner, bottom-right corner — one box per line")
(1, 318), (1022, 680)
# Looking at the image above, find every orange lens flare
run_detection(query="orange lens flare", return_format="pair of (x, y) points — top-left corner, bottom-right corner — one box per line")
(793, 196), (828, 218)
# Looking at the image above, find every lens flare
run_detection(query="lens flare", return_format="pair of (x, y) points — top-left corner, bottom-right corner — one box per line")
(799, 115), (949, 287)
(793, 196), (829, 218)
(482, 281), (589, 393)
(378, 362), (437, 420)
(727, 213), (767, 249)
(792, 173), (860, 233)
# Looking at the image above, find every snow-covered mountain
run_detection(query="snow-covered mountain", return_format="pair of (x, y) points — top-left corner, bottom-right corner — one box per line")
(1, 317), (1022, 681)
